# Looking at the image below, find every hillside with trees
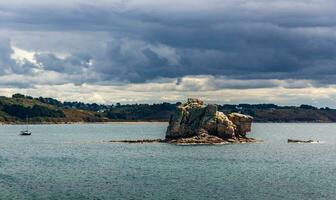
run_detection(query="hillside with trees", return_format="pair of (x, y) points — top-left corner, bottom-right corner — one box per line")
(0, 94), (336, 123)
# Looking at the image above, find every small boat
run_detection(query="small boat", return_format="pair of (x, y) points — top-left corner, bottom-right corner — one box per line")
(20, 116), (31, 136)
(20, 130), (31, 136)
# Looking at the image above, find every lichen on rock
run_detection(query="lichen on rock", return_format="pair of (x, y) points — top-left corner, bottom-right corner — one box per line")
(166, 98), (255, 144)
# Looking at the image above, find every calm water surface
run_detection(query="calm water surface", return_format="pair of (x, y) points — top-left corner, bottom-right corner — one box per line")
(1, 123), (336, 200)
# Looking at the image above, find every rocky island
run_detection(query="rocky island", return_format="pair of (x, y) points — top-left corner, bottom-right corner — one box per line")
(165, 98), (256, 144)
(109, 98), (257, 144)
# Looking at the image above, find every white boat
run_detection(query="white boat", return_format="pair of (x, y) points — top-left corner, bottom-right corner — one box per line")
(20, 116), (31, 136)
(20, 130), (31, 136)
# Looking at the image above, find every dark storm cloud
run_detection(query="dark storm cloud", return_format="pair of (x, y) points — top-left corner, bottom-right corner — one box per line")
(35, 53), (92, 73)
(0, 36), (36, 76)
(1, 0), (336, 88)
(0, 38), (15, 74)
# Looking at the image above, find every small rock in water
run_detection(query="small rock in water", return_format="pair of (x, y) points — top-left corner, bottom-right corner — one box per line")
(108, 139), (164, 143)
(288, 139), (315, 143)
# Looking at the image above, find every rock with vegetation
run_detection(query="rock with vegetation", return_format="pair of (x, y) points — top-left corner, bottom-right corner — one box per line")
(165, 98), (255, 144)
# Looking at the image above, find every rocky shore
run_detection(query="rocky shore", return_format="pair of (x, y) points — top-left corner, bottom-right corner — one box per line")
(108, 136), (257, 144)
(109, 98), (258, 144)
(167, 133), (257, 144)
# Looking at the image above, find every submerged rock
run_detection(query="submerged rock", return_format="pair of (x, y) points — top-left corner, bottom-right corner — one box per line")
(288, 139), (315, 143)
(109, 139), (165, 143)
(165, 98), (255, 144)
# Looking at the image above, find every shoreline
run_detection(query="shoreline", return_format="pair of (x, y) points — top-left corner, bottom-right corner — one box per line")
(0, 121), (169, 125)
(2, 121), (336, 125)
(107, 138), (262, 145)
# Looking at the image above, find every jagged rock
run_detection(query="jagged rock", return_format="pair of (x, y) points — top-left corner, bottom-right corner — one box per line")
(185, 98), (204, 107)
(216, 111), (236, 138)
(165, 99), (254, 144)
(228, 113), (253, 137)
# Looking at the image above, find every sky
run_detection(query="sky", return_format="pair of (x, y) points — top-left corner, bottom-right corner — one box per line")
(0, 0), (336, 106)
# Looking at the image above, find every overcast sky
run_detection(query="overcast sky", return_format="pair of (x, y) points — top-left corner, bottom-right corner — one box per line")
(0, 0), (336, 106)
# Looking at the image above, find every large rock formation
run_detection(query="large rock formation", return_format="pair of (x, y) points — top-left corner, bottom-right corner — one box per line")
(166, 98), (255, 144)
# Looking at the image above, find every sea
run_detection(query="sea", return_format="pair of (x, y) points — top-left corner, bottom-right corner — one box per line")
(1, 123), (336, 200)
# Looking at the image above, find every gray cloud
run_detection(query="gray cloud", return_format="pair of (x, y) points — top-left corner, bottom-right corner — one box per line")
(1, 0), (336, 88)
(0, 36), (38, 76)
(35, 53), (92, 73)
(0, 37), (14, 74)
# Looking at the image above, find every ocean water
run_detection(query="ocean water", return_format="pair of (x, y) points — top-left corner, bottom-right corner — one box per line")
(1, 123), (336, 200)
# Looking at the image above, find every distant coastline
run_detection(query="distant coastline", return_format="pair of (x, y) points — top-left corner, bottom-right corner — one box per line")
(1, 93), (336, 124)
(3, 120), (336, 125)
(0, 120), (168, 125)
